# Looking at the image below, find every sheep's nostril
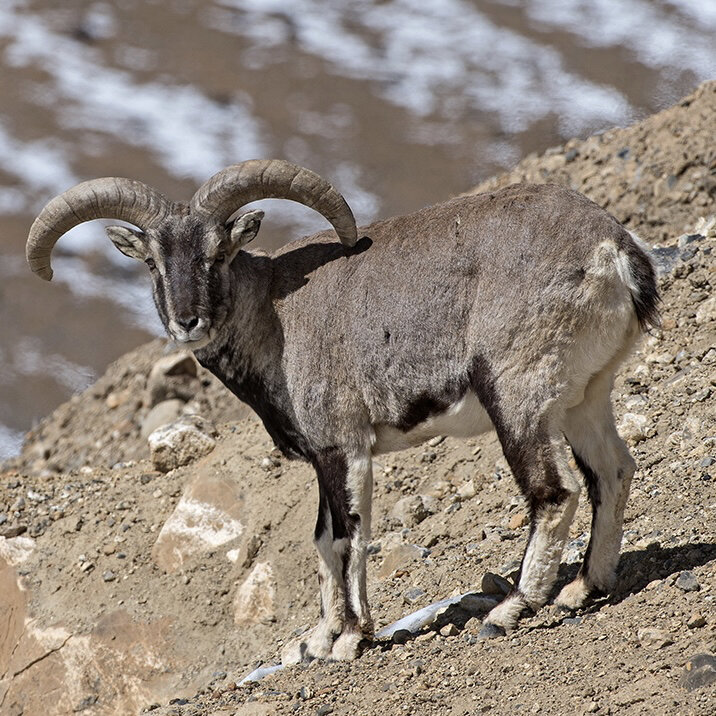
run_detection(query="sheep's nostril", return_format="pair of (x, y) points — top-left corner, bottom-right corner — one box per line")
(178, 316), (200, 331)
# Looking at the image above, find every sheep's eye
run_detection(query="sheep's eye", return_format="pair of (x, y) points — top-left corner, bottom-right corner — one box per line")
(215, 252), (226, 264)
(145, 257), (156, 270)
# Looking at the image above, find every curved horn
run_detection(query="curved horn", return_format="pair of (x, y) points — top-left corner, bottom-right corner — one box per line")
(27, 177), (173, 280)
(190, 159), (358, 248)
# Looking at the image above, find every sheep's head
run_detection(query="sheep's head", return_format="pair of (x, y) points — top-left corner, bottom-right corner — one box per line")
(26, 160), (358, 348)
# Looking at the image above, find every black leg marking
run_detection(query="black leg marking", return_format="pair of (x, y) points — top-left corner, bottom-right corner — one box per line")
(312, 448), (359, 541)
(572, 449), (600, 578)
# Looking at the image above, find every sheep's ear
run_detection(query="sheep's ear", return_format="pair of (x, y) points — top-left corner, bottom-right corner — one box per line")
(106, 225), (146, 260)
(228, 210), (264, 256)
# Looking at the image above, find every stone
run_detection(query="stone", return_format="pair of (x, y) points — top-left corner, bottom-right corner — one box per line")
(403, 587), (426, 605)
(146, 352), (200, 407)
(618, 413), (651, 443)
(637, 627), (673, 649)
(233, 562), (276, 626)
(679, 654), (716, 691)
(695, 295), (716, 325)
(481, 572), (513, 596)
(391, 629), (412, 645)
(459, 593), (501, 616)
(102, 570), (116, 582)
(391, 495), (430, 527)
(507, 512), (528, 530)
(238, 533), (262, 569)
(457, 480), (476, 500)
(0, 535), (35, 566)
(424, 480), (450, 499)
(152, 472), (245, 573)
(675, 571), (700, 592)
(0, 524), (27, 539)
(378, 544), (428, 579)
(686, 613), (706, 629)
(148, 415), (217, 472)
(439, 623), (460, 637)
(141, 399), (185, 439)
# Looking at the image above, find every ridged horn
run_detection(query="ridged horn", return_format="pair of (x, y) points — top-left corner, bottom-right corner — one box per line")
(190, 159), (358, 248)
(27, 177), (173, 280)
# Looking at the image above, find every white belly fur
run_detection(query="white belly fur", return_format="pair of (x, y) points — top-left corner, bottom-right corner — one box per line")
(371, 390), (494, 454)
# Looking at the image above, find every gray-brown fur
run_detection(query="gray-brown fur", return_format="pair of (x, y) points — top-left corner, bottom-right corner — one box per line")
(27, 165), (659, 660)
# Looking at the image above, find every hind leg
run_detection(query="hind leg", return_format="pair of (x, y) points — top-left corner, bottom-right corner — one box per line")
(556, 369), (636, 610)
(480, 415), (581, 636)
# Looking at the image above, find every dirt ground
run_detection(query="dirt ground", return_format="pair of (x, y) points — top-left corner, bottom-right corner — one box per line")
(1, 82), (714, 715)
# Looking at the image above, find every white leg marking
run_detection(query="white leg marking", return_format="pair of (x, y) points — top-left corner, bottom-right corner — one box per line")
(557, 367), (637, 609)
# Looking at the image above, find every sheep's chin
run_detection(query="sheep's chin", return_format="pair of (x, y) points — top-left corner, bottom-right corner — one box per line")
(171, 330), (215, 351)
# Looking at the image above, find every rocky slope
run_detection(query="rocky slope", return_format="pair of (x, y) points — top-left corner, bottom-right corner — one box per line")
(1, 82), (714, 716)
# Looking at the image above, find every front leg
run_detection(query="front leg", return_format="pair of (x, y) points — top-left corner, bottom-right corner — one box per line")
(282, 448), (374, 663)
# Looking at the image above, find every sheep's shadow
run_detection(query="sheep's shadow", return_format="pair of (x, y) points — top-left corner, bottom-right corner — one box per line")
(555, 540), (716, 610)
(385, 541), (716, 644)
(271, 235), (374, 299)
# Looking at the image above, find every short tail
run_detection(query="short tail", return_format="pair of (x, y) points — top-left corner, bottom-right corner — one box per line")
(623, 231), (661, 331)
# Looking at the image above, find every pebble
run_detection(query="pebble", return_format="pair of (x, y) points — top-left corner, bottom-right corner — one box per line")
(686, 613), (706, 629)
(695, 295), (716, 325)
(391, 495), (430, 527)
(316, 706), (333, 716)
(403, 587), (426, 605)
(507, 512), (528, 530)
(424, 480), (450, 499)
(637, 627), (673, 649)
(148, 415), (218, 472)
(457, 480), (476, 500)
(440, 623), (460, 637)
(481, 572), (512, 596)
(102, 570), (116, 582)
(675, 571), (700, 592)
(618, 413), (651, 443)
(427, 435), (445, 447)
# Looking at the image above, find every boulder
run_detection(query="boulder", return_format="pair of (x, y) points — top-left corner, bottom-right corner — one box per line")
(152, 472), (245, 573)
(141, 399), (184, 439)
(234, 562), (276, 626)
(148, 415), (218, 472)
(146, 352), (200, 407)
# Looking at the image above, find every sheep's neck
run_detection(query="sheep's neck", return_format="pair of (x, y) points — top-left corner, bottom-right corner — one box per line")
(195, 251), (311, 461)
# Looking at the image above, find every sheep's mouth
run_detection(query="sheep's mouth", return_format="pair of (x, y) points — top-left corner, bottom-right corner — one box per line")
(168, 318), (216, 349)
(171, 328), (215, 350)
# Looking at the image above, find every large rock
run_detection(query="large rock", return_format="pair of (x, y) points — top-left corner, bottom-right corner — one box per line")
(140, 399), (185, 439)
(0, 536), (35, 566)
(0, 556), (192, 715)
(234, 562), (276, 626)
(153, 472), (246, 573)
(146, 352), (201, 407)
(148, 415), (218, 472)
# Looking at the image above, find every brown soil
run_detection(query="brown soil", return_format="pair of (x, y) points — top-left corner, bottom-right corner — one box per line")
(1, 82), (714, 716)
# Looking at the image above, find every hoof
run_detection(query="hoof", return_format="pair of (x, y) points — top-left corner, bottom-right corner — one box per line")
(478, 623), (506, 640)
